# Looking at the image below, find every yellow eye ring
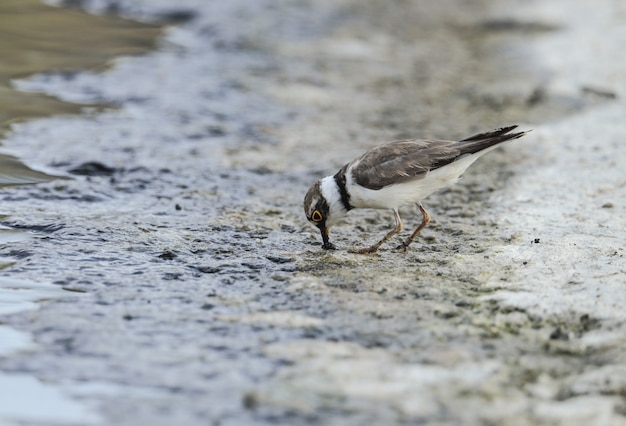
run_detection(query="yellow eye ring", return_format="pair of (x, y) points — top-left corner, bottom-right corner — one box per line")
(311, 210), (323, 222)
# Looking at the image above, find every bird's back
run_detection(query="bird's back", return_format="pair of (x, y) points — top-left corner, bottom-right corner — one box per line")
(349, 126), (527, 190)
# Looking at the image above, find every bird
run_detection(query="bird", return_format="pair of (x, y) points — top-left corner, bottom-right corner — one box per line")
(303, 125), (529, 253)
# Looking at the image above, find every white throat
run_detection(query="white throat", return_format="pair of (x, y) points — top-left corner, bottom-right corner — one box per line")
(320, 175), (348, 226)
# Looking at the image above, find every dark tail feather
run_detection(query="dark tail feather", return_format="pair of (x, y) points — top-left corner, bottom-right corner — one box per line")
(456, 125), (529, 155)
(460, 125), (519, 142)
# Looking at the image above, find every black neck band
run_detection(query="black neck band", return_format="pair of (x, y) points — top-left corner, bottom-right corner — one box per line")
(333, 172), (353, 211)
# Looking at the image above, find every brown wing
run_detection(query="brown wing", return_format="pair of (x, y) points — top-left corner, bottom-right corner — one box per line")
(350, 139), (458, 190)
(351, 126), (527, 190)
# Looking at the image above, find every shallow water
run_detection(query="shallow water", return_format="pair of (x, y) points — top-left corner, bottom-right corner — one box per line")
(0, 374), (101, 425)
(0, 274), (97, 425)
(0, 0), (160, 185)
(0, 0), (160, 122)
(0, 0), (625, 425)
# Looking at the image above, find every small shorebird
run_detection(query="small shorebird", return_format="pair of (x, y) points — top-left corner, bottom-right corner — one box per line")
(303, 125), (529, 253)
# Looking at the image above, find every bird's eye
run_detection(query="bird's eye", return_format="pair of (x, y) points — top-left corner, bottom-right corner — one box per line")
(311, 210), (323, 222)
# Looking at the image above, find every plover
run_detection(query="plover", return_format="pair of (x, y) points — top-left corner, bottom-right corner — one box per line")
(303, 125), (529, 253)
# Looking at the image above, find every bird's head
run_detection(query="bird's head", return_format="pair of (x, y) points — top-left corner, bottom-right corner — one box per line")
(303, 178), (343, 250)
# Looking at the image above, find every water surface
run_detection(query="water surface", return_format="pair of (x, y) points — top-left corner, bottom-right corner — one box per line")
(0, 0), (161, 185)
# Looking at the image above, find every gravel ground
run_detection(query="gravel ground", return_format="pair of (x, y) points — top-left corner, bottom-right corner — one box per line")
(1, 0), (625, 425)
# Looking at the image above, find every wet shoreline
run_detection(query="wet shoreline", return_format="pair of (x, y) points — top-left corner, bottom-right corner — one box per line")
(1, 0), (625, 425)
(0, 0), (161, 189)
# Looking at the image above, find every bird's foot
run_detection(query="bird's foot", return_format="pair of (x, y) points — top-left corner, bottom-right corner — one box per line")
(392, 244), (409, 253)
(322, 242), (337, 250)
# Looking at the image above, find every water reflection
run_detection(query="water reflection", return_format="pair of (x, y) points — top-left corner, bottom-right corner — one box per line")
(0, 0), (161, 183)
(0, 0), (160, 124)
(0, 374), (102, 425)
(0, 153), (62, 186)
(0, 223), (31, 246)
(0, 276), (78, 315)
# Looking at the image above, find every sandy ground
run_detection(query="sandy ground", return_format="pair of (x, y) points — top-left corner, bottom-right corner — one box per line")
(0, 0), (625, 425)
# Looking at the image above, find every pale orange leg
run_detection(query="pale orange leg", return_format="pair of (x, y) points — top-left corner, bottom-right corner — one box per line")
(394, 203), (431, 252)
(349, 209), (402, 254)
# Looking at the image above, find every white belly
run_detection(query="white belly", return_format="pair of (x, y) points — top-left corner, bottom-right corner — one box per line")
(348, 154), (479, 209)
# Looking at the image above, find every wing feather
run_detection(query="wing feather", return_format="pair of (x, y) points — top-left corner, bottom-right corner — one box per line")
(351, 126), (527, 190)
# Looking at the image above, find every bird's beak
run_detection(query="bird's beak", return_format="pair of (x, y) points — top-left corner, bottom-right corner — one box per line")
(320, 226), (336, 250)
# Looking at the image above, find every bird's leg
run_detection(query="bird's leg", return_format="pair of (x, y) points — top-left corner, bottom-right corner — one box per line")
(350, 209), (402, 254)
(394, 203), (431, 252)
